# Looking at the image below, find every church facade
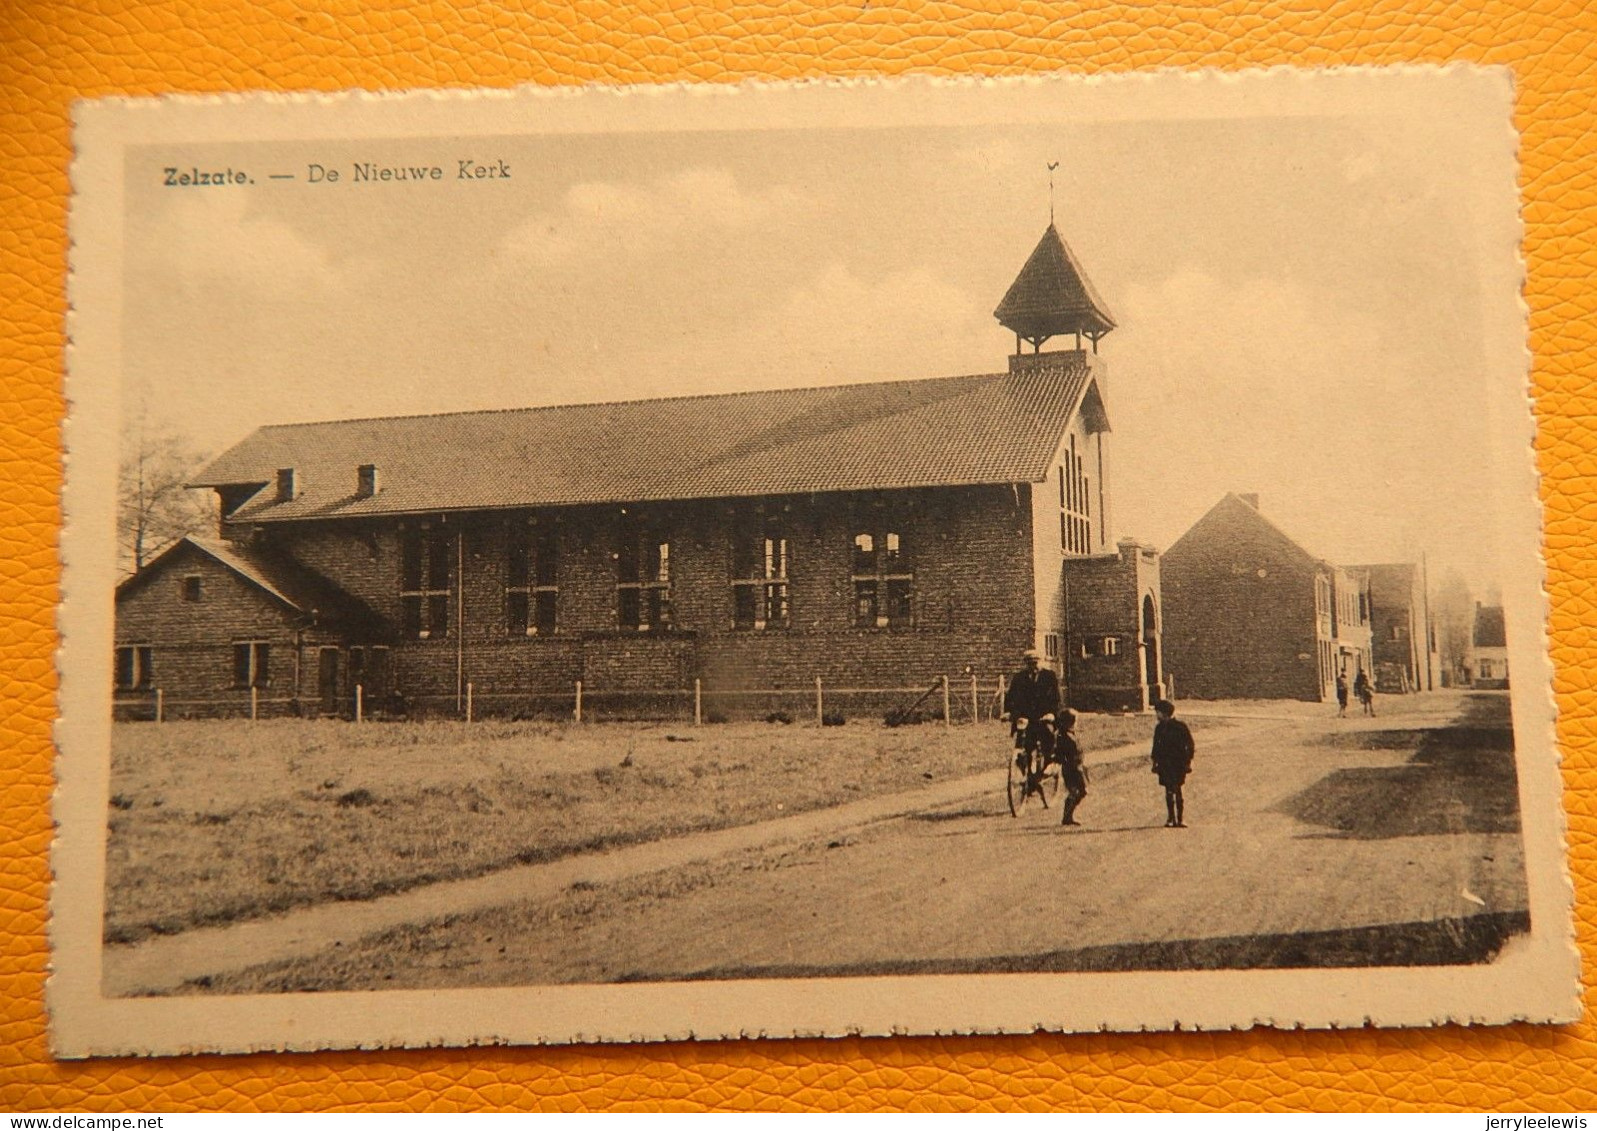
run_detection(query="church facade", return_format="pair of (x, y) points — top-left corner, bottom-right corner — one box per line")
(114, 224), (1165, 720)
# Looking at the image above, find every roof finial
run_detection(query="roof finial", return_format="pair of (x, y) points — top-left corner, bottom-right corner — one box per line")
(1047, 161), (1059, 225)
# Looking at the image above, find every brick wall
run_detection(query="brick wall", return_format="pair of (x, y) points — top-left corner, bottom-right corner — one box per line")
(1063, 540), (1164, 712)
(113, 543), (344, 719)
(259, 520), (399, 622)
(194, 484), (1038, 718)
(1162, 497), (1324, 702)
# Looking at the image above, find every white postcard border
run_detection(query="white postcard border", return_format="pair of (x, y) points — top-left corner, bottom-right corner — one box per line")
(54, 68), (1578, 1058)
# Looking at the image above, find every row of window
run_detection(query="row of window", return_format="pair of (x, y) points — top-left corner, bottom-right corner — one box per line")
(1044, 632), (1125, 661)
(114, 642), (268, 691)
(398, 522), (919, 640)
(1317, 574), (1372, 632)
(1059, 435), (1093, 555)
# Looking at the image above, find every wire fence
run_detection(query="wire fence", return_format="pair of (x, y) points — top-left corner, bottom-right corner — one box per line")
(114, 674), (1012, 726)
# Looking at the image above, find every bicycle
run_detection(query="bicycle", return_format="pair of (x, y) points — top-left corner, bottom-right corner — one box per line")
(1006, 716), (1061, 816)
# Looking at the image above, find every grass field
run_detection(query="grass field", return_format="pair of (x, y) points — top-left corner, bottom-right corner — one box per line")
(105, 712), (1210, 944)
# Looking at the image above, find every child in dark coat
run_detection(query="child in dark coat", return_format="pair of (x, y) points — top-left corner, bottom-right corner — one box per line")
(1150, 699), (1195, 828)
(1055, 710), (1088, 827)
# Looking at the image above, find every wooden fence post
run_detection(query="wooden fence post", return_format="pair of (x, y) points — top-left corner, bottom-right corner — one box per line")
(466, 681), (474, 723)
(155, 688), (163, 724)
(942, 675), (951, 728)
(815, 676), (823, 725)
(694, 679), (702, 726)
(250, 685), (259, 722)
(355, 684), (363, 724)
(970, 674), (979, 724)
(574, 680), (583, 723)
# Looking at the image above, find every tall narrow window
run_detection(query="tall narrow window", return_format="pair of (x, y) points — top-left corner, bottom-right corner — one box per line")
(232, 641), (269, 688)
(731, 512), (789, 630)
(114, 645), (152, 691)
(617, 512), (672, 630)
(181, 575), (202, 602)
(852, 527), (913, 628)
(506, 521), (559, 635)
(400, 526), (453, 640)
(1060, 435), (1092, 554)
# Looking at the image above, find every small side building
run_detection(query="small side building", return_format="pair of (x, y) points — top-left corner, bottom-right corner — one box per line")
(1469, 603), (1509, 689)
(1161, 493), (1371, 702)
(113, 536), (386, 719)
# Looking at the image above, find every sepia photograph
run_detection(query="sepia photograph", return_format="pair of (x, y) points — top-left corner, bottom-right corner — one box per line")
(54, 69), (1575, 1056)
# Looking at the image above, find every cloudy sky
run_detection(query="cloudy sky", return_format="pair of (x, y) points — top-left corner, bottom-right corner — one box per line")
(121, 100), (1525, 590)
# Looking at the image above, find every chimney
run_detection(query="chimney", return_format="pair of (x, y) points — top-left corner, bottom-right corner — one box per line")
(1238, 493), (1260, 510)
(275, 467), (296, 503)
(356, 464), (379, 498)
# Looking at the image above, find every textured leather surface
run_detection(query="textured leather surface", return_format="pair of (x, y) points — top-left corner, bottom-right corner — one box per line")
(3, 0), (1594, 1112)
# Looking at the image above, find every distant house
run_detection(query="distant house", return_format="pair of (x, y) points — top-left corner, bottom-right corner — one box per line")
(1469, 603), (1509, 689)
(1348, 562), (1436, 694)
(115, 222), (1166, 719)
(1161, 493), (1371, 702)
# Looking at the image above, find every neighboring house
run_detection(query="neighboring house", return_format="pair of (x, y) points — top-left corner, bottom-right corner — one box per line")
(113, 535), (386, 719)
(1161, 493), (1372, 702)
(1469, 603), (1510, 689)
(114, 222), (1165, 718)
(1349, 561), (1436, 694)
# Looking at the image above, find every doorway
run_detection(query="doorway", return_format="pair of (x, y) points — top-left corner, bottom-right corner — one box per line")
(317, 647), (340, 715)
(1142, 594), (1160, 704)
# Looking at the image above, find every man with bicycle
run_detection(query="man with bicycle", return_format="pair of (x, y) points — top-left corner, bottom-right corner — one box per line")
(1003, 647), (1060, 768)
(1003, 648), (1089, 826)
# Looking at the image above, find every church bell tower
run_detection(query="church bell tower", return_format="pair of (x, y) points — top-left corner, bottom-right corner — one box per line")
(995, 218), (1164, 712)
(994, 222), (1117, 355)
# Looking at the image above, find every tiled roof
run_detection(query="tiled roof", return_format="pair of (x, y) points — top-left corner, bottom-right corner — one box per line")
(1473, 605), (1507, 649)
(118, 536), (387, 636)
(993, 224), (1116, 342)
(1165, 492), (1321, 567)
(193, 360), (1098, 522)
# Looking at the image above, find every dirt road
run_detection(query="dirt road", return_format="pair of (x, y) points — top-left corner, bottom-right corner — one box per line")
(195, 691), (1528, 993)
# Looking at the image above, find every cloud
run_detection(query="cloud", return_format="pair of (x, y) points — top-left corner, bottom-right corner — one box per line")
(130, 190), (340, 299)
(659, 261), (993, 391)
(503, 167), (805, 268)
(1108, 269), (1487, 568)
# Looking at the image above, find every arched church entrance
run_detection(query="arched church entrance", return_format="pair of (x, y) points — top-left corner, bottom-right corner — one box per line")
(1142, 593), (1161, 705)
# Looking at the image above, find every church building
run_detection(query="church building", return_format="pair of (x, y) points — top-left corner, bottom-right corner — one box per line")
(114, 222), (1165, 720)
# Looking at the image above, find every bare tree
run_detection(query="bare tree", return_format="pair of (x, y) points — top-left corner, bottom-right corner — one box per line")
(117, 418), (215, 576)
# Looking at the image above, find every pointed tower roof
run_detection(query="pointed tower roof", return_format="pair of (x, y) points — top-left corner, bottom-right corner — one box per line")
(994, 223), (1116, 346)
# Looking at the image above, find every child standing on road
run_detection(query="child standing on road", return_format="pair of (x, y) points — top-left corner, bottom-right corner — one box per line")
(1056, 710), (1088, 827)
(1150, 699), (1195, 828)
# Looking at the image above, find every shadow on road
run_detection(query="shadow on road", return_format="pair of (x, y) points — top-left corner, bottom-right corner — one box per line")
(637, 910), (1531, 980)
(1273, 694), (1520, 840)
(908, 807), (995, 823)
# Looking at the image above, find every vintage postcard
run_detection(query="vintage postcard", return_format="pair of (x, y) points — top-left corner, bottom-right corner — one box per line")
(55, 68), (1577, 1057)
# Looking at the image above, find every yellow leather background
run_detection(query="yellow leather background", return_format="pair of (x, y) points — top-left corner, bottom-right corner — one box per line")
(3, 0), (1594, 1111)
